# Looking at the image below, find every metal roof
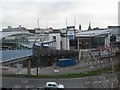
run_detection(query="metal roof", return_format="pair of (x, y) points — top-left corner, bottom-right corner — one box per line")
(0, 31), (33, 39)
(76, 30), (111, 37)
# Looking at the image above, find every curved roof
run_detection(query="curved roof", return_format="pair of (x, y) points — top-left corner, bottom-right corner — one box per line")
(0, 31), (34, 39)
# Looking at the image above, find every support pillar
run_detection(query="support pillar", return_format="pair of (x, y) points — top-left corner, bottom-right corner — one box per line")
(27, 58), (31, 76)
(77, 37), (79, 50)
(79, 50), (81, 61)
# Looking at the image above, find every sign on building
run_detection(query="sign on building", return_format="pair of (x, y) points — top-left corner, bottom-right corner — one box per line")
(67, 26), (75, 31)
(67, 31), (75, 40)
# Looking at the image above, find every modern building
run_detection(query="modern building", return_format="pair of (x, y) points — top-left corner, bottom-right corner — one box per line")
(2, 25), (27, 32)
(1, 25), (120, 74)
(2, 25), (120, 51)
(1, 25), (51, 50)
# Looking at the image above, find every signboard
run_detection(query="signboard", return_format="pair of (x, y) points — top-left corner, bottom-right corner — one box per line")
(67, 26), (75, 31)
(16, 64), (23, 74)
(67, 31), (75, 40)
(16, 64), (23, 69)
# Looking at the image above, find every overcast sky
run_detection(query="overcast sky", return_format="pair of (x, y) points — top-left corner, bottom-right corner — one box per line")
(0, 0), (119, 30)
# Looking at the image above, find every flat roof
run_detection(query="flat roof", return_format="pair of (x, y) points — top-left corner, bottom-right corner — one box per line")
(76, 30), (110, 37)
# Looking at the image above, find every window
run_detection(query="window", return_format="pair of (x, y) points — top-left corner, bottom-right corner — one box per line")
(53, 84), (56, 87)
(53, 36), (56, 40)
(48, 84), (52, 86)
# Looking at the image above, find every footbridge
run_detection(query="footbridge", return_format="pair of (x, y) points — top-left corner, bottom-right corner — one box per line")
(1, 49), (32, 76)
(1, 50), (32, 65)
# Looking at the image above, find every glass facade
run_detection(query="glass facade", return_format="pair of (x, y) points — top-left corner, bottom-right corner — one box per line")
(2, 34), (33, 50)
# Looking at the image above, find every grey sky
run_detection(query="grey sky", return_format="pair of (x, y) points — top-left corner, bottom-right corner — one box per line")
(0, 0), (119, 30)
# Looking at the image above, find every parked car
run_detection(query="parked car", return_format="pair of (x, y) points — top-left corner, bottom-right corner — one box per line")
(44, 82), (64, 90)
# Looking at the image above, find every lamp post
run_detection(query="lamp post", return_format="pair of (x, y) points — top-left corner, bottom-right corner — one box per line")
(33, 32), (49, 76)
(33, 34), (41, 76)
(36, 55), (39, 76)
(66, 28), (68, 50)
(54, 68), (59, 81)
(89, 34), (91, 50)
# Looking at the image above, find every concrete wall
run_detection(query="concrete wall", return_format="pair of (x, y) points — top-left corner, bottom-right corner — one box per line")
(105, 35), (110, 48)
(61, 37), (70, 50)
(49, 33), (61, 50)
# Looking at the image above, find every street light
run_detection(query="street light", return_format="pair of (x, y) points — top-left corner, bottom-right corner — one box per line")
(33, 33), (49, 76)
(54, 68), (59, 81)
(33, 35), (41, 76)
(89, 34), (91, 50)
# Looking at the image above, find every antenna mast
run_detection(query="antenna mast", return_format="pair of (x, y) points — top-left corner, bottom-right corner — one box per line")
(74, 17), (76, 28)
(37, 19), (40, 28)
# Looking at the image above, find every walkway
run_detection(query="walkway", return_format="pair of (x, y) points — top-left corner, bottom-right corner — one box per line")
(1, 50), (32, 64)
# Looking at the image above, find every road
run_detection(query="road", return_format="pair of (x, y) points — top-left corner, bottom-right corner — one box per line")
(2, 72), (119, 89)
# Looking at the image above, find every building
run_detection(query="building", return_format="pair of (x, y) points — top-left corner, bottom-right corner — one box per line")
(2, 25), (120, 51)
(2, 25), (27, 32)
(1, 25), (55, 50)
(88, 22), (92, 30)
(1, 25), (120, 69)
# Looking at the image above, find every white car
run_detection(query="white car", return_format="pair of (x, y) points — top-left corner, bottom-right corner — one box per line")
(45, 82), (64, 90)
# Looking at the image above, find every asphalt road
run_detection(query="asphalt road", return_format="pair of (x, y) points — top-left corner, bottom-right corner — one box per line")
(2, 72), (119, 89)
